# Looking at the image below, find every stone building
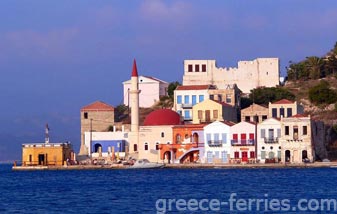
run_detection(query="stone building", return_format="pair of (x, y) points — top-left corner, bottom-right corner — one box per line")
(79, 101), (115, 156)
(241, 103), (269, 123)
(183, 58), (279, 94)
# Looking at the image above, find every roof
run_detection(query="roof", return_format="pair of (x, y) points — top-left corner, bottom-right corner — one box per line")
(212, 100), (232, 107)
(81, 101), (115, 112)
(143, 109), (182, 126)
(123, 76), (168, 84)
(241, 103), (268, 111)
(272, 99), (295, 104)
(221, 120), (236, 126)
(131, 59), (138, 77)
(173, 124), (207, 129)
(175, 85), (216, 90)
(144, 76), (168, 84)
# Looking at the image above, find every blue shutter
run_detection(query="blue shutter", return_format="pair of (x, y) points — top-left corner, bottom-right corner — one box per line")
(177, 95), (182, 104)
(184, 95), (189, 104)
(192, 95), (197, 105)
(199, 95), (204, 102)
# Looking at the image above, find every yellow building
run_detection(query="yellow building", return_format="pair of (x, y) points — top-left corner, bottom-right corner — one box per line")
(192, 99), (238, 124)
(269, 99), (304, 118)
(22, 142), (73, 166)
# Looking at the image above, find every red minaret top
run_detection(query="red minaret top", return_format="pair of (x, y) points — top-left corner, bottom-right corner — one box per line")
(131, 59), (138, 77)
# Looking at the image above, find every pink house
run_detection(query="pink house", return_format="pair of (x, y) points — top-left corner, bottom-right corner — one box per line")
(230, 121), (256, 163)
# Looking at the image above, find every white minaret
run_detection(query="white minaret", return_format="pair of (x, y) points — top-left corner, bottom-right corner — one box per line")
(129, 59), (140, 155)
(130, 59), (140, 132)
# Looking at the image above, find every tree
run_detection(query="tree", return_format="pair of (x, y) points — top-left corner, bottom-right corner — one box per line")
(249, 87), (295, 106)
(167, 81), (181, 99)
(306, 56), (324, 79)
(308, 80), (337, 105)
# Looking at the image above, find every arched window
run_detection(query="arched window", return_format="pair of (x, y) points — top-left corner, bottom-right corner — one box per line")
(144, 142), (148, 151)
(133, 144), (137, 152)
(161, 132), (165, 138)
(155, 142), (159, 150)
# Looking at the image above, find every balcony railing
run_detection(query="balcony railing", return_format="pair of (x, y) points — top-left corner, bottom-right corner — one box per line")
(181, 103), (193, 108)
(207, 140), (223, 147)
(231, 139), (255, 146)
(264, 137), (279, 144)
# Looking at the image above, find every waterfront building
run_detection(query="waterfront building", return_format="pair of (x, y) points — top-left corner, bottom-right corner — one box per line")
(138, 109), (182, 163)
(241, 103), (269, 123)
(230, 121), (256, 163)
(84, 126), (128, 160)
(160, 124), (205, 163)
(279, 114), (314, 163)
(203, 121), (234, 164)
(268, 99), (304, 119)
(123, 76), (169, 108)
(257, 118), (281, 163)
(182, 58), (280, 94)
(192, 99), (238, 124)
(79, 101), (115, 156)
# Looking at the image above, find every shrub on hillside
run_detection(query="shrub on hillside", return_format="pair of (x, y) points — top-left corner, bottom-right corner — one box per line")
(308, 80), (337, 105)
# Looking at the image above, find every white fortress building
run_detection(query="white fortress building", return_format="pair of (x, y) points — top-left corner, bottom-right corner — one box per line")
(182, 58), (280, 94)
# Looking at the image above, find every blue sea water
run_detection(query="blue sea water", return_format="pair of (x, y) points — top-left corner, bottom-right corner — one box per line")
(1, 164), (337, 214)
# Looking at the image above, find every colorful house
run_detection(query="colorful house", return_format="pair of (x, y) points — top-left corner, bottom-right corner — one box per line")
(203, 121), (234, 164)
(279, 114), (314, 163)
(269, 99), (304, 119)
(257, 118), (281, 163)
(241, 103), (269, 123)
(230, 121), (256, 163)
(192, 99), (238, 124)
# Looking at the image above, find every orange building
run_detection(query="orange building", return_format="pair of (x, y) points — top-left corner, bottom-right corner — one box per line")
(160, 124), (206, 163)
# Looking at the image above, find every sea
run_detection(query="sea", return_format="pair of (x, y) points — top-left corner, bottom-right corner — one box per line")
(1, 164), (337, 214)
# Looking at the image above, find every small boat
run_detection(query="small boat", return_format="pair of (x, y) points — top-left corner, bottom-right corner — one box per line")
(129, 159), (165, 169)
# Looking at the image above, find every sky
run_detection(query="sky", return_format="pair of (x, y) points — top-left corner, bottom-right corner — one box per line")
(1, 0), (337, 161)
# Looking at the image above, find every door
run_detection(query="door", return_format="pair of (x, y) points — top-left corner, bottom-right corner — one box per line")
(207, 151), (213, 163)
(38, 154), (45, 165)
(205, 110), (210, 122)
(242, 151), (248, 162)
(221, 151), (228, 163)
(241, 133), (246, 145)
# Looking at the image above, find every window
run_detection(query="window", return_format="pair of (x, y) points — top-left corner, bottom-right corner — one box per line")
(277, 129), (281, 137)
(202, 64), (206, 72)
(184, 95), (189, 104)
(280, 108), (285, 117)
(177, 95), (182, 104)
(272, 108), (277, 118)
(144, 143), (148, 151)
(198, 110), (203, 119)
(195, 64), (200, 72)
(303, 126), (308, 135)
(213, 110), (218, 119)
(206, 133), (211, 142)
(134, 144), (138, 152)
(218, 95), (222, 102)
(285, 126), (289, 135)
(84, 112), (88, 119)
(261, 129), (265, 138)
(250, 151), (255, 158)
(226, 94), (232, 103)
(192, 95), (197, 105)
(262, 115), (268, 121)
(161, 132), (164, 138)
(253, 115), (259, 123)
(245, 116), (250, 122)
(184, 110), (191, 119)
(210, 95), (214, 100)
(287, 108), (292, 117)
(188, 64), (193, 72)
(176, 134), (181, 143)
(155, 143), (159, 150)
(29, 154), (32, 162)
(199, 95), (204, 102)
(222, 133), (227, 144)
(234, 152), (240, 158)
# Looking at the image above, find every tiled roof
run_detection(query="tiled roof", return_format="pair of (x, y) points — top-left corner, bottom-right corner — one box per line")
(81, 101), (115, 111)
(272, 99), (294, 104)
(176, 85), (215, 90)
(221, 120), (236, 126)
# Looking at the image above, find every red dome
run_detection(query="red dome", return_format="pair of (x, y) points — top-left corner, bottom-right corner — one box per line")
(143, 109), (182, 126)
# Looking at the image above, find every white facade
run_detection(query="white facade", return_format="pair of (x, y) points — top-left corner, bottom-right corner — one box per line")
(230, 121), (256, 163)
(123, 76), (169, 108)
(183, 58), (280, 94)
(203, 121), (232, 164)
(279, 115), (314, 163)
(257, 118), (281, 163)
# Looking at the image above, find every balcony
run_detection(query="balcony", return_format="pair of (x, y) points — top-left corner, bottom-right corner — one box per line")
(264, 137), (279, 144)
(207, 140), (223, 147)
(181, 103), (193, 109)
(231, 139), (255, 146)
